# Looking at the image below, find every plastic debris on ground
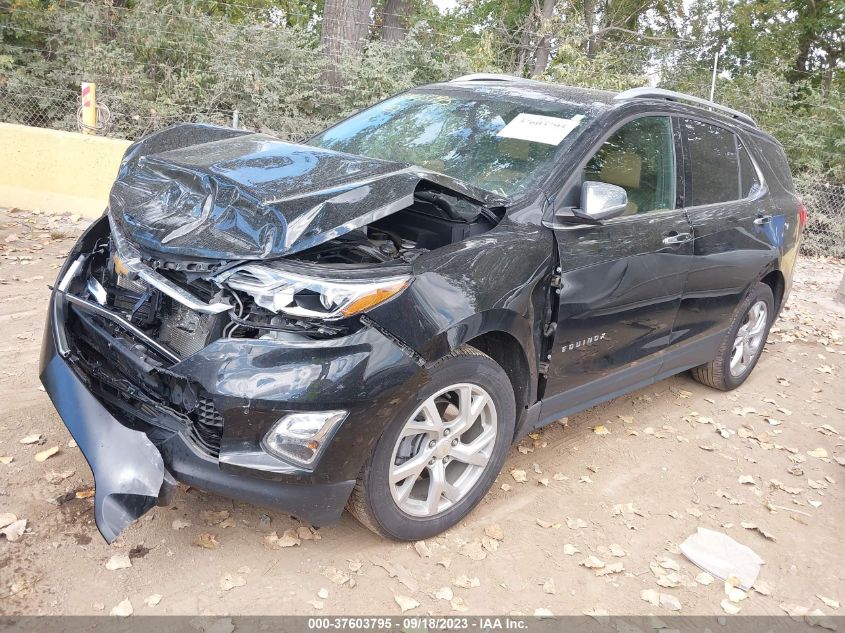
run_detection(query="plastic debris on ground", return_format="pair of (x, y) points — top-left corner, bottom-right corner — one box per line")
(679, 527), (764, 591)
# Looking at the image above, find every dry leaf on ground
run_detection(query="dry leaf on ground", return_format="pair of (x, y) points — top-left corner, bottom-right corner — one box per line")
(110, 599), (133, 617)
(453, 575), (480, 589)
(34, 446), (59, 462)
(45, 469), (74, 484)
(194, 533), (219, 549)
(0, 519), (27, 542)
(435, 587), (453, 601)
(105, 554), (132, 570)
(264, 529), (300, 549)
(201, 510), (230, 525)
(322, 566), (350, 586)
(394, 594), (419, 613)
(721, 599), (741, 614)
(220, 572), (246, 591)
(413, 540), (432, 558)
(580, 556), (604, 569)
(144, 594), (162, 607)
(595, 562), (624, 576)
(484, 524), (504, 540)
(460, 540), (487, 561)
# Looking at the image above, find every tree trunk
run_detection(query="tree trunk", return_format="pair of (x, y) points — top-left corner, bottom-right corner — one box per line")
(382, 0), (412, 43)
(837, 270), (845, 305)
(514, 5), (537, 75)
(583, 0), (596, 57)
(531, 0), (557, 77)
(321, 0), (374, 87)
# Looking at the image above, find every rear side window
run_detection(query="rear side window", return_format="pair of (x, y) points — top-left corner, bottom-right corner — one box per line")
(683, 119), (739, 206)
(738, 142), (761, 198)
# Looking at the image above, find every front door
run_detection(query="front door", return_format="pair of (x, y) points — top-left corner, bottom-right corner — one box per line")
(542, 115), (693, 410)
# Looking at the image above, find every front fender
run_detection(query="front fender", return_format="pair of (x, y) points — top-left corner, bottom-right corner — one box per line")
(362, 214), (554, 398)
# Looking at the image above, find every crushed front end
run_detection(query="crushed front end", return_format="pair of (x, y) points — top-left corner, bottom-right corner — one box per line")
(40, 215), (425, 542)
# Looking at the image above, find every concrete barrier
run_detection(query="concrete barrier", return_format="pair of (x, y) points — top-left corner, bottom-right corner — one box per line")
(0, 122), (131, 218)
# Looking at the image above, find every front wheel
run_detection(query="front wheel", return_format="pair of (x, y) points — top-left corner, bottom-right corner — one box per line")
(347, 346), (515, 540)
(690, 282), (774, 390)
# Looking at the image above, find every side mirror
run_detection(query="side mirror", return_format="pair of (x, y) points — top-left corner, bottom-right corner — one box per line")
(579, 181), (628, 221)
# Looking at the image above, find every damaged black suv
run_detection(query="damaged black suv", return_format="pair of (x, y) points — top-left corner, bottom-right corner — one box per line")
(41, 76), (804, 542)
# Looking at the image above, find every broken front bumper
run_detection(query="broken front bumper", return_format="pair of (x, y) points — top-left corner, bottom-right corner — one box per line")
(39, 224), (425, 542)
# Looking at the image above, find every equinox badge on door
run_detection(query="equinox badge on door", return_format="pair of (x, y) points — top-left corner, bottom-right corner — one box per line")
(561, 332), (607, 353)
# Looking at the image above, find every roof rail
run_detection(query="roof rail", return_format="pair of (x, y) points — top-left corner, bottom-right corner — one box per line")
(450, 73), (519, 83)
(614, 87), (757, 127)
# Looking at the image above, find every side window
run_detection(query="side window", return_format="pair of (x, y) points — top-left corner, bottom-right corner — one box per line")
(738, 141), (761, 198)
(683, 119), (740, 206)
(583, 116), (675, 215)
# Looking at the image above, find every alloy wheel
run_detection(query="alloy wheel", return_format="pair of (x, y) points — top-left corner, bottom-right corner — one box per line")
(389, 383), (498, 517)
(730, 300), (768, 377)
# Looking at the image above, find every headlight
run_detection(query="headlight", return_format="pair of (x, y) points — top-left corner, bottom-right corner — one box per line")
(262, 411), (347, 466)
(217, 264), (409, 320)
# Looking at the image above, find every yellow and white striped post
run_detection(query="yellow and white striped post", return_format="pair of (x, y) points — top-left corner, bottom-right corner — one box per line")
(81, 82), (97, 134)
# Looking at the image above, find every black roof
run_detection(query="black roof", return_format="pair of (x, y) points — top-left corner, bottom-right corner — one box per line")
(419, 77), (617, 110)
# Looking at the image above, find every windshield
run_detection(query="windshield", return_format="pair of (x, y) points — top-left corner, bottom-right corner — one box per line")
(309, 91), (594, 197)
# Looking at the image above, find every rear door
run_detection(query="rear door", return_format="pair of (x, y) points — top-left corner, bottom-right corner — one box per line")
(542, 115), (694, 406)
(670, 118), (780, 354)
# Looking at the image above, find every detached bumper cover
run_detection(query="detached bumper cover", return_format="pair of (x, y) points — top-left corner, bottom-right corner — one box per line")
(39, 292), (358, 542)
(40, 341), (167, 543)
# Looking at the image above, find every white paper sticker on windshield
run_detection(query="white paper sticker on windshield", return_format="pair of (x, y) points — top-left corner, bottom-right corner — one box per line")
(497, 113), (585, 146)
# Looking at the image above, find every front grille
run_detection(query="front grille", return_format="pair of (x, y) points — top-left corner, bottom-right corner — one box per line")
(188, 396), (224, 457)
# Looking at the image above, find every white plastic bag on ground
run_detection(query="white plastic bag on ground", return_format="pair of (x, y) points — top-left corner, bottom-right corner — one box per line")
(679, 527), (764, 590)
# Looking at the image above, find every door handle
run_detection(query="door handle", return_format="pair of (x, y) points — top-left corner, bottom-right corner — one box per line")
(754, 215), (772, 225)
(662, 232), (692, 245)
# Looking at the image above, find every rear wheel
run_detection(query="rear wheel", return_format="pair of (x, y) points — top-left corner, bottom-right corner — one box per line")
(691, 282), (774, 390)
(347, 346), (515, 540)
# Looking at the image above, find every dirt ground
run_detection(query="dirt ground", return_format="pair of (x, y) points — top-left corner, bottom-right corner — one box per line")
(1, 207), (843, 619)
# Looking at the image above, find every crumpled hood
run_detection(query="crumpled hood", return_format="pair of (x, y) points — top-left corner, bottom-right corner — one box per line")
(109, 124), (500, 261)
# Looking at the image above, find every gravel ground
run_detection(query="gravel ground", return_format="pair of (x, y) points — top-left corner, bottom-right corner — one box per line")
(1, 208), (843, 620)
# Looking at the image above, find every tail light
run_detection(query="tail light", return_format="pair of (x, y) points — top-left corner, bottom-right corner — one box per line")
(798, 202), (807, 232)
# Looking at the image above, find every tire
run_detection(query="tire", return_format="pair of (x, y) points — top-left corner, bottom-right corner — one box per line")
(690, 282), (774, 391)
(347, 345), (515, 540)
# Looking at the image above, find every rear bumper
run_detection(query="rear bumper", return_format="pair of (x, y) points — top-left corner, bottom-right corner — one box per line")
(40, 322), (357, 542)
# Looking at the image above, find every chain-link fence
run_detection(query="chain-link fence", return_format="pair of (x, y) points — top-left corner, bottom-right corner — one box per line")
(1, 0), (843, 257)
(799, 182), (845, 259)
(2, 82), (843, 258)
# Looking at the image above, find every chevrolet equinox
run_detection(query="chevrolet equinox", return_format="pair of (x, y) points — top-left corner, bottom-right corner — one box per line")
(40, 76), (804, 542)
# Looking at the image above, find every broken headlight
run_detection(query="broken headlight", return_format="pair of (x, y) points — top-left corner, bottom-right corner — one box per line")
(217, 264), (409, 321)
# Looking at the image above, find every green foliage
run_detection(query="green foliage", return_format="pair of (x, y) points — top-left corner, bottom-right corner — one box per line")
(0, 0), (842, 185)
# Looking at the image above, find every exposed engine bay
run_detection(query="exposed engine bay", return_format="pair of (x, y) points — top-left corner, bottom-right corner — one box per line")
(69, 185), (501, 373)
(292, 190), (500, 265)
